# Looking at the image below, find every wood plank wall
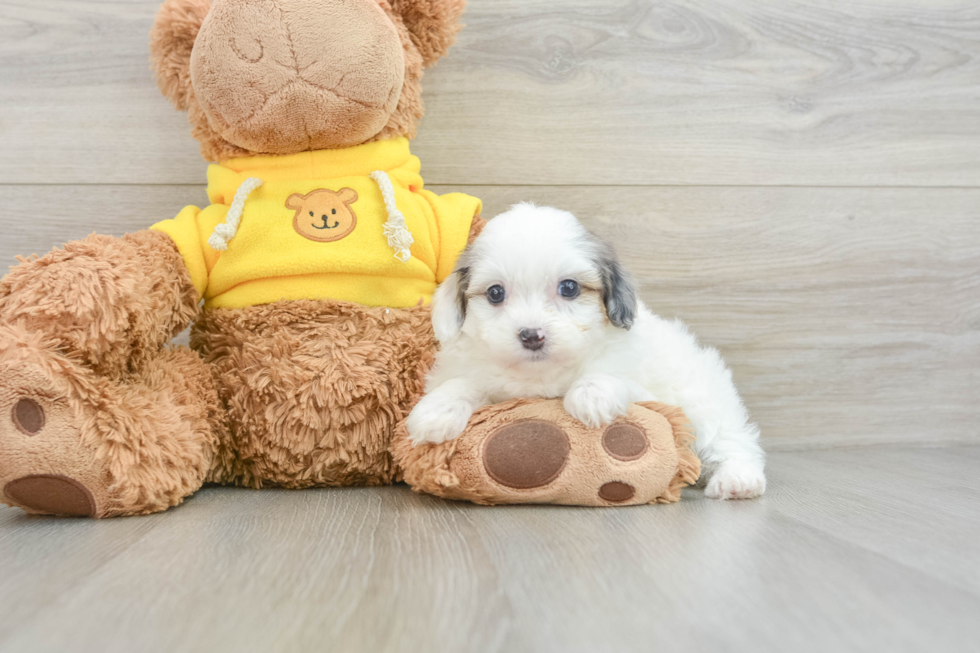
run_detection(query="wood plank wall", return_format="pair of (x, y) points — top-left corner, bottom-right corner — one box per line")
(1, 0), (977, 448)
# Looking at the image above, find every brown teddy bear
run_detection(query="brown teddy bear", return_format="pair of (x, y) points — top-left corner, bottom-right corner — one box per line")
(0, 0), (698, 518)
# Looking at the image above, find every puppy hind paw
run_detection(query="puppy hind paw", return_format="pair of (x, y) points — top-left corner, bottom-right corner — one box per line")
(704, 461), (766, 500)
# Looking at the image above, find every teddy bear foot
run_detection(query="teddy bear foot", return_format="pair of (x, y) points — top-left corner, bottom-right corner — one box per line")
(393, 399), (701, 507)
(1, 325), (224, 518)
(0, 358), (108, 517)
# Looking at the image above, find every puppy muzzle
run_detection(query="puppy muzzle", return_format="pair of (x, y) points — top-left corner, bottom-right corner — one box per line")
(519, 328), (546, 351)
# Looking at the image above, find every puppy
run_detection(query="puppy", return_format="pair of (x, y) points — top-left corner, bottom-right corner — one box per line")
(407, 203), (766, 499)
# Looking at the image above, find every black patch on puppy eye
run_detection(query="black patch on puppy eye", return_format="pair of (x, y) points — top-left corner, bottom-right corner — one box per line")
(455, 266), (470, 326)
(589, 233), (637, 330)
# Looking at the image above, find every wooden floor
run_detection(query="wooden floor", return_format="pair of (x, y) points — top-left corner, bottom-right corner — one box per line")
(0, 445), (977, 653)
(1, 1), (978, 651)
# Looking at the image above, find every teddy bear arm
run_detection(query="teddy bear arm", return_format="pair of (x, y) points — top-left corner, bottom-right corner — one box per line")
(0, 230), (199, 377)
(415, 189), (482, 281)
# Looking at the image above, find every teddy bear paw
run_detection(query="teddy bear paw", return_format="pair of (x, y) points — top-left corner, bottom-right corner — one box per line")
(394, 399), (700, 507)
(0, 361), (108, 517)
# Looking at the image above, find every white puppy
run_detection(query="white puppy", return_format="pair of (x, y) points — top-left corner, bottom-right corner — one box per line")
(407, 203), (766, 499)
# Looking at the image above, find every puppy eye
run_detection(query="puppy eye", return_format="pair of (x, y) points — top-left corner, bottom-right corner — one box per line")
(558, 279), (580, 299)
(309, 211), (314, 216)
(486, 284), (506, 305)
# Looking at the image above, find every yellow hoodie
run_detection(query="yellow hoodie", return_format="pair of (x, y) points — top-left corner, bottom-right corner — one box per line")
(151, 138), (481, 310)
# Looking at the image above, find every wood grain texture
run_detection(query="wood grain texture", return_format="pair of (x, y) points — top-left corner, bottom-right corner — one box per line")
(0, 0), (978, 185)
(0, 446), (978, 653)
(1, 3), (978, 652)
(2, 183), (977, 446)
(766, 446), (980, 594)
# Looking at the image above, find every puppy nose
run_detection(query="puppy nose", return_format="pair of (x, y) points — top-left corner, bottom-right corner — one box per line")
(519, 328), (545, 351)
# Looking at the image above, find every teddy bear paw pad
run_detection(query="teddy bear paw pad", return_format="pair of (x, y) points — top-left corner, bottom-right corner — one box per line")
(1, 365), (107, 517)
(597, 480), (636, 503)
(11, 398), (46, 435)
(482, 420), (570, 489)
(602, 423), (648, 461)
(4, 475), (96, 517)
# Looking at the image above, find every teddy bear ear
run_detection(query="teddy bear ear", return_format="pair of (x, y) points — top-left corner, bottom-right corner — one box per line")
(338, 188), (359, 204)
(285, 193), (306, 210)
(388, 0), (467, 68)
(149, 0), (211, 110)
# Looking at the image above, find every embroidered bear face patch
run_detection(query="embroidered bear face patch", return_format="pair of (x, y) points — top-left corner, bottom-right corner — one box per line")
(286, 188), (358, 243)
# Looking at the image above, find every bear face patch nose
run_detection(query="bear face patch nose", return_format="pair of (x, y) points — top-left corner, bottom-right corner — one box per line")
(519, 328), (546, 351)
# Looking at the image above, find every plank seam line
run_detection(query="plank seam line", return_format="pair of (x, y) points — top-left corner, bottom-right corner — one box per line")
(764, 437), (980, 453)
(2, 183), (980, 190)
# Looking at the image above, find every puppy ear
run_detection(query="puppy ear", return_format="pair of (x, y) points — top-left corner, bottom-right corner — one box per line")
(388, 0), (467, 68)
(592, 236), (637, 330)
(431, 265), (470, 343)
(150, 0), (211, 110)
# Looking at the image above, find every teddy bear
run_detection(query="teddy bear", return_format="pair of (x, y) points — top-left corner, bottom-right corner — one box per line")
(0, 0), (699, 518)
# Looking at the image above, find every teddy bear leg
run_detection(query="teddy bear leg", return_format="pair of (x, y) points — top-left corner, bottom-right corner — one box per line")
(393, 399), (701, 507)
(0, 324), (225, 518)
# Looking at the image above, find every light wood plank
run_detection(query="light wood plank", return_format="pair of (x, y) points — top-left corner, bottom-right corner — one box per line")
(0, 446), (978, 653)
(765, 447), (980, 595)
(0, 184), (209, 257)
(1, 183), (977, 447)
(1, 1), (978, 186)
(0, 505), (164, 642)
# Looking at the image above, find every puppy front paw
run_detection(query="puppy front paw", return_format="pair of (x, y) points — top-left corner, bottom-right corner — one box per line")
(704, 460), (766, 500)
(406, 393), (474, 447)
(563, 376), (630, 428)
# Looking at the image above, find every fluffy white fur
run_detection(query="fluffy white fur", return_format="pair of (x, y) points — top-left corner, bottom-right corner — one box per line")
(407, 204), (766, 499)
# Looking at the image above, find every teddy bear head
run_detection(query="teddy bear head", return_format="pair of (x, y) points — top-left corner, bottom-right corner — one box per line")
(150, 0), (466, 161)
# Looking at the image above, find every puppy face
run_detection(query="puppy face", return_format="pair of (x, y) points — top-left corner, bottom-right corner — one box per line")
(432, 204), (637, 367)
